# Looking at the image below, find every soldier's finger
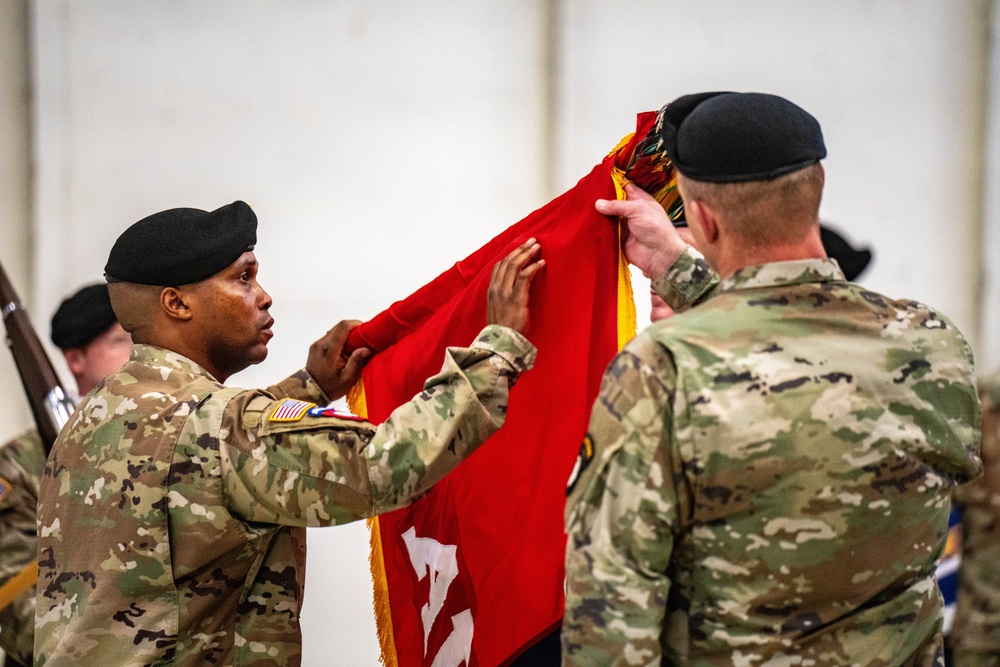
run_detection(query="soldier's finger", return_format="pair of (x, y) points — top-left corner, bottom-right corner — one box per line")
(500, 241), (540, 286)
(595, 198), (635, 217)
(493, 238), (537, 288)
(516, 259), (546, 285)
(326, 320), (361, 351)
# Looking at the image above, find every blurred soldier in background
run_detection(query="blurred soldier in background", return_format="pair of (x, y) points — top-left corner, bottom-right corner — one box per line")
(0, 283), (131, 667)
(952, 373), (1000, 666)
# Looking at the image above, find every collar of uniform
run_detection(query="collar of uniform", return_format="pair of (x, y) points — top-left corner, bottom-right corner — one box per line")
(714, 258), (845, 294)
(130, 343), (220, 383)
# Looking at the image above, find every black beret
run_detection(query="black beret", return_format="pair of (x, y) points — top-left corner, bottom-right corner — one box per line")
(662, 92), (827, 183)
(820, 224), (872, 281)
(50, 283), (118, 350)
(105, 201), (257, 285)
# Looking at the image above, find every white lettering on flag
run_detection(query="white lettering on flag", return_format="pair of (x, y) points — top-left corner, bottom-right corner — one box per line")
(401, 527), (474, 666)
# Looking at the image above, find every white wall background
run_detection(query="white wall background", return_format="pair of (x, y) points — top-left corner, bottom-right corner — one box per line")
(3, 1), (1000, 664)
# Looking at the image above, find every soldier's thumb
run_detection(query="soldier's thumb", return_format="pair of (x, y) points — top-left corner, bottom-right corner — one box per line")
(343, 347), (372, 379)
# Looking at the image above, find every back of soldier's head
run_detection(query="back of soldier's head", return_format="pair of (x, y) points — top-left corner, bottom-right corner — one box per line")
(661, 92), (827, 245)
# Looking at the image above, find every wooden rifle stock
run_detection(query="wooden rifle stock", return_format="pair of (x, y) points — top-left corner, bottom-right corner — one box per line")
(0, 261), (74, 454)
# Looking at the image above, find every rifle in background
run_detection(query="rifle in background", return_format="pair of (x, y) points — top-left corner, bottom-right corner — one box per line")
(0, 260), (74, 454)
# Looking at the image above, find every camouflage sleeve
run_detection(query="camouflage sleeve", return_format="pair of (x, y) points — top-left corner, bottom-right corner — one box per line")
(0, 431), (44, 666)
(651, 244), (717, 314)
(563, 333), (687, 666)
(219, 324), (536, 526)
(264, 368), (330, 404)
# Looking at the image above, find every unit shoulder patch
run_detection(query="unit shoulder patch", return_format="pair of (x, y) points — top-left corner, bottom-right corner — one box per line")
(565, 434), (595, 496)
(307, 407), (368, 422)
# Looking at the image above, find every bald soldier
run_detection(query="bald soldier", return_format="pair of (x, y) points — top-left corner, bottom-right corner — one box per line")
(563, 93), (981, 665)
(0, 284), (131, 667)
(34, 203), (544, 666)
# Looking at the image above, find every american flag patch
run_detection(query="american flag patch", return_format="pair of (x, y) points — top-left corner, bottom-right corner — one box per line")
(269, 398), (317, 423)
(0, 475), (11, 504)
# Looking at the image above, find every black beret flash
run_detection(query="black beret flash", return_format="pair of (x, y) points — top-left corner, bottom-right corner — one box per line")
(662, 92), (827, 183)
(105, 201), (257, 285)
(50, 283), (118, 350)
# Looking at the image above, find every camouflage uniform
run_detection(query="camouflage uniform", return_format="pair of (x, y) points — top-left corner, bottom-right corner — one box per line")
(0, 430), (44, 667)
(35, 325), (535, 666)
(563, 247), (982, 666)
(952, 370), (1000, 666)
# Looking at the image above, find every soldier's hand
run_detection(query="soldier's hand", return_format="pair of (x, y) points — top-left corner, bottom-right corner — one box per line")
(596, 183), (688, 279)
(486, 239), (545, 334)
(306, 320), (372, 401)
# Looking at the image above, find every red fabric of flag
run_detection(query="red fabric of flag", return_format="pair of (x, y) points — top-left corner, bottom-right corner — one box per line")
(345, 110), (675, 667)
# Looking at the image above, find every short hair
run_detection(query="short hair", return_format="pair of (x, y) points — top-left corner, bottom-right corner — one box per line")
(680, 163), (824, 247)
(107, 282), (164, 336)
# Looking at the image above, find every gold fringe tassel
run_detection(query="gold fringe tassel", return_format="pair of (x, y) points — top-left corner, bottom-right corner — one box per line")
(351, 378), (399, 667)
(0, 561), (36, 612)
(367, 514), (398, 667)
(610, 162), (638, 350)
(346, 378), (368, 419)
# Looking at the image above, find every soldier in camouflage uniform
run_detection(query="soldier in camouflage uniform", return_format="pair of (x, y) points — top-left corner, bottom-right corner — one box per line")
(0, 430), (44, 667)
(34, 202), (544, 666)
(0, 284), (131, 667)
(952, 370), (1000, 665)
(563, 92), (981, 665)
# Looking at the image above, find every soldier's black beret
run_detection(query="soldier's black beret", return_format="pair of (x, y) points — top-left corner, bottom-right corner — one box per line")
(104, 201), (257, 285)
(50, 283), (118, 350)
(820, 224), (872, 281)
(662, 92), (827, 183)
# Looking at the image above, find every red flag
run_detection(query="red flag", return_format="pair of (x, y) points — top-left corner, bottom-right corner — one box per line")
(346, 110), (677, 666)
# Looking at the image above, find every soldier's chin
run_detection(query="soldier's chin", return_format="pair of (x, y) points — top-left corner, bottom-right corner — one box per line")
(239, 343), (269, 368)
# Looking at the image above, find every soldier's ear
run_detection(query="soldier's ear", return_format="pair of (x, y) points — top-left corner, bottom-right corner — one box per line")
(688, 200), (719, 245)
(160, 287), (193, 322)
(63, 348), (86, 377)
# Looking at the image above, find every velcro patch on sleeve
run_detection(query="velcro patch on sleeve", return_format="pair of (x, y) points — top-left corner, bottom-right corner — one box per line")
(0, 475), (12, 504)
(269, 398), (317, 423)
(307, 407), (368, 422)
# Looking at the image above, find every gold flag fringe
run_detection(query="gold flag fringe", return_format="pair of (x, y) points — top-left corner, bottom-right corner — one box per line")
(367, 514), (398, 667)
(351, 378), (399, 667)
(610, 160), (638, 350)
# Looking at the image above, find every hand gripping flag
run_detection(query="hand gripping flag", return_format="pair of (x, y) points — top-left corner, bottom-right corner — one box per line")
(345, 108), (680, 667)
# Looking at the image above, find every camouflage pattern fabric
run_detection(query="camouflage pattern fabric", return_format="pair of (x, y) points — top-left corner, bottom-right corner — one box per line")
(563, 253), (982, 666)
(952, 370), (1000, 665)
(34, 324), (535, 666)
(0, 429), (44, 666)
